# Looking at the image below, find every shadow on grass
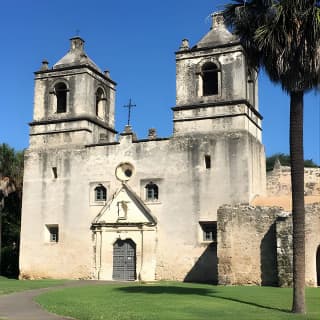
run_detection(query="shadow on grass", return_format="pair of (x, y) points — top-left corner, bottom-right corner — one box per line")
(117, 285), (212, 295)
(116, 286), (290, 314)
(212, 295), (290, 313)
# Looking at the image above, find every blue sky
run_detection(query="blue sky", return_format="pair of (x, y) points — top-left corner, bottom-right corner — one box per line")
(0, 0), (319, 163)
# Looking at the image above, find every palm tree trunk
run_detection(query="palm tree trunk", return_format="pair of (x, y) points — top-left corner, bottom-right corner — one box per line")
(290, 91), (306, 314)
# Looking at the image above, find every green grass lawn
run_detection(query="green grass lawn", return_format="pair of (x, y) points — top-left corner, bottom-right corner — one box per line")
(0, 276), (65, 295)
(36, 282), (320, 320)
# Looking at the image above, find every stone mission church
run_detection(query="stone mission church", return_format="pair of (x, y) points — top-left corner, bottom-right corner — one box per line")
(19, 12), (320, 285)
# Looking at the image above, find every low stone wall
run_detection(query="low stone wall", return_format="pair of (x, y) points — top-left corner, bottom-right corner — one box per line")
(217, 205), (280, 286)
(218, 203), (320, 287)
(277, 203), (320, 287)
(306, 203), (320, 286)
(267, 162), (320, 196)
(276, 213), (293, 287)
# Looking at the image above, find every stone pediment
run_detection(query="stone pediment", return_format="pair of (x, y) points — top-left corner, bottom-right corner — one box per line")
(92, 183), (156, 226)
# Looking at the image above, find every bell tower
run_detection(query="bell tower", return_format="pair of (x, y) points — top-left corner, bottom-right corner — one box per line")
(173, 12), (261, 140)
(173, 12), (266, 199)
(30, 37), (117, 149)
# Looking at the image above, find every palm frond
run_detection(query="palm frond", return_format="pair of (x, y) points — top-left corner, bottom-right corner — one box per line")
(223, 0), (320, 92)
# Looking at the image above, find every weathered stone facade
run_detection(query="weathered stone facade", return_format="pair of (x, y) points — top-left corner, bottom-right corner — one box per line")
(19, 11), (320, 286)
(19, 13), (265, 282)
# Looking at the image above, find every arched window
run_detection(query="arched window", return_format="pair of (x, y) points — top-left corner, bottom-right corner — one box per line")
(202, 62), (219, 96)
(95, 184), (107, 201)
(95, 88), (104, 118)
(55, 83), (68, 113)
(145, 182), (159, 201)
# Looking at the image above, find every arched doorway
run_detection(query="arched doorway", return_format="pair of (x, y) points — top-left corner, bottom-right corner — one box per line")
(317, 246), (320, 286)
(113, 239), (136, 281)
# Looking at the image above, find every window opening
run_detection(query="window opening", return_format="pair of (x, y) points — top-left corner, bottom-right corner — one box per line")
(145, 182), (159, 201)
(55, 83), (67, 113)
(52, 167), (58, 179)
(124, 169), (132, 178)
(95, 88), (104, 118)
(248, 71), (254, 83)
(200, 222), (217, 242)
(247, 68), (255, 106)
(95, 184), (107, 201)
(202, 62), (219, 96)
(46, 225), (59, 243)
(205, 155), (211, 169)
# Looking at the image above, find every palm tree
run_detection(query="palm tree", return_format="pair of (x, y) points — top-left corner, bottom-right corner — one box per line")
(223, 0), (320, 314)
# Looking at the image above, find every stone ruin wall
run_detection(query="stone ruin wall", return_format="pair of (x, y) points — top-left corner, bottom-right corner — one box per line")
(217, 203), (320, 287)
(276, 214), (293, 287)
(267, 163), (320, 196)
(277, 203), (320, 287)
(217, 205), (279, 286)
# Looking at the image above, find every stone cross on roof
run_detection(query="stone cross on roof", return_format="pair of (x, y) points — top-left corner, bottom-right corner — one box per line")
(123, 98), (136, 126)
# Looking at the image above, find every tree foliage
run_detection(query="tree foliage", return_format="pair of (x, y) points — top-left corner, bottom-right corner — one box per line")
(224, 0), (320, 92)
(0, 143), (24, 278)
(0, 143), (24, 189)
(266, 153), (319, 171)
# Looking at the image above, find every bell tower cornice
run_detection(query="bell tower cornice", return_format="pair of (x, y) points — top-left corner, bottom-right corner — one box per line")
(34, 64), (117, 86)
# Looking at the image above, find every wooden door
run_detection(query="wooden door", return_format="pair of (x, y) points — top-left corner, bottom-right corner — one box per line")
(113, 239), (136, 281)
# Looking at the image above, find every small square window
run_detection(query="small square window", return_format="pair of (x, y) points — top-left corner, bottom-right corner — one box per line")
(145, 182), (159, 201)
(90, 181), (110, 206)
(200, 222), (217, 242)
(46, 225), (59, 243)
(140, 179), (162, 204)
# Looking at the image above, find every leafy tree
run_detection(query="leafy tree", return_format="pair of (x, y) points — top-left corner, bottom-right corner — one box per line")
(266, 153), (319, 171)
(266, 153), (291, 171)
(303, 158), (319, 168)
(0, 144), (24, 189)
(223, 0), (320, 314)
(0, 143), (24, 277)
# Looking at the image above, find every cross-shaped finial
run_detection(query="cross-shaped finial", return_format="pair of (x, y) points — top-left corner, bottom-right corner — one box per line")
(123, 98), (136, 126)
(76, 29), (80, 36)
